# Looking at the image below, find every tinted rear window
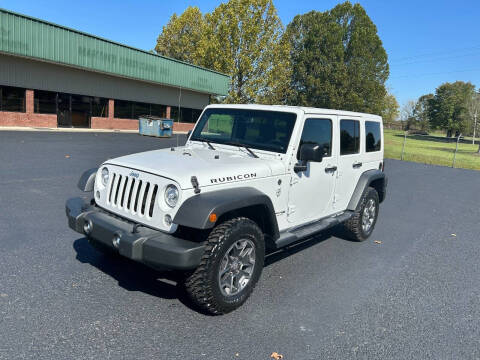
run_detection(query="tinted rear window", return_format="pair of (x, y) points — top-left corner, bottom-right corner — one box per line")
(340, 119), (360, 155)
(365, 121), (381, 152)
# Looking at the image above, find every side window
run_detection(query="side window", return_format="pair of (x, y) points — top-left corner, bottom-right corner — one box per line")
(365, 121), (381, 152)
(297, 118), (332, 159)
(340, 119), (360, 155)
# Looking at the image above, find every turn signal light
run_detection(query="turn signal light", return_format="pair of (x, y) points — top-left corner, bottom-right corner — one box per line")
(209, 213), (217, 223)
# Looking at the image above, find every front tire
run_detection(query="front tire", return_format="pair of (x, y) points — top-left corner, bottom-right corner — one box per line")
(344, 187), (379, 241)
(184, 217), (265, 315)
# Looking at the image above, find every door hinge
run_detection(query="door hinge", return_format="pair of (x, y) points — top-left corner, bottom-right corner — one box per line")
(332, 194), (339, 208)
(287, 205), (296, 215)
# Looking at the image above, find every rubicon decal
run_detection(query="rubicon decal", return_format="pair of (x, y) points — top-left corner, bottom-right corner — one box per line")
(210, 173), (257, 184)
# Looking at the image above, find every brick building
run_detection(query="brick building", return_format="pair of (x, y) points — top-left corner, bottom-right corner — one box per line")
(0, 9), (229, 132)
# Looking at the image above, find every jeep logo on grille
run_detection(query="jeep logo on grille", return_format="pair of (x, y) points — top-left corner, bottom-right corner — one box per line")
(129, 171), (140, 178)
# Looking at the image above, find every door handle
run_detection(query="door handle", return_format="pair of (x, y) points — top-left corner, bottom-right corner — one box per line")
(352, 162), (363, 168)
(325, 166), (337, 173)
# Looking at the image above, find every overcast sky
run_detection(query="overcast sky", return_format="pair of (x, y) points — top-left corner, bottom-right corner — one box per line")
(3, 0), (480, 106)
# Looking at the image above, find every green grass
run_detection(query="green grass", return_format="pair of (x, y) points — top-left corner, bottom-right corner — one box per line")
(384, 129), (480, 170)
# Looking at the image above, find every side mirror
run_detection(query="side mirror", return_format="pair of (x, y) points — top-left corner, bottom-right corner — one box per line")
(294, 143), (323, 173)
(299, 143), (323, 162)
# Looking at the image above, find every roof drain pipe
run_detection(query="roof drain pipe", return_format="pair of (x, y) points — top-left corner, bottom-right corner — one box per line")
(191, 176), (201, 194)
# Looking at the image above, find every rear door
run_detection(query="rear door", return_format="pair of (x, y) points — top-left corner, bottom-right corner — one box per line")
(287, 115), (338, 225)
(335, 118), (364, 210)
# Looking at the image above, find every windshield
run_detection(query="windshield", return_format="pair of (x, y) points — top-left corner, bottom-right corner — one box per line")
(190, 108), (297, 153)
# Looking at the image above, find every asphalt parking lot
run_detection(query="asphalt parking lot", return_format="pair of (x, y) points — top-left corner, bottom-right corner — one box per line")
(1, 130), (479, 360)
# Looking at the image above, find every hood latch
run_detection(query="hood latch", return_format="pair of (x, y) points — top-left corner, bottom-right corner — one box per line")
(191, 176), (201, 194)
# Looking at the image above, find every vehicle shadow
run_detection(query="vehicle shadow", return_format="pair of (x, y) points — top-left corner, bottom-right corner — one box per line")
(72, 237), (197, 311)
(73, 224), (352, 313)
(264, 225), (352, 267)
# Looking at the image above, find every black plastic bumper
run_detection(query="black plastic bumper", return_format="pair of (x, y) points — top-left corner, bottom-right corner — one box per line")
(66, 197), (205, 270)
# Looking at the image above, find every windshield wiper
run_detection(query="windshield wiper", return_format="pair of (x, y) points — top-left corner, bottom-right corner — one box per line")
(191, 137), (216, 150)
(224, 141), (259, 158)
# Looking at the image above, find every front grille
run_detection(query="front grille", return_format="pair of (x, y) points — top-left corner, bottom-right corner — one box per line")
(107, 172), (159, 219)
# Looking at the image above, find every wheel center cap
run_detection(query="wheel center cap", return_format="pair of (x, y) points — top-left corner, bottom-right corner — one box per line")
(231, 259), (241, 272)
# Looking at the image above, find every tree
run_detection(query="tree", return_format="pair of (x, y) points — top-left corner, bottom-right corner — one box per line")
(401, 100), (417, 130)
(155, 0), (291, 104)
(429, 81), (476, 137)
(466, 91), (480, 145)
(155, 7), (205, 64)
(413, 94), (433, 132)
(201, 0), (291, 103)
(284, 1), (389, 113)
(381, 92), (400, 126)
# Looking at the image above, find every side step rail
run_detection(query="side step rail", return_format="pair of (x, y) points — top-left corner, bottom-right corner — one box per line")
(274, 211), (354, 249)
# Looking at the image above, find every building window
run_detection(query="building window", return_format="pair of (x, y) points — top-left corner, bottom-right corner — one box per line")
(114, 100), (133, 119)
(92, 97), (108, 117)
(0, 86), (26, 112)
(298, 118), (332, 159)
(340, 119), (360, 155)
(114, 99), (167, 119)
(151, 103), (166, 117)
(34, 90), (57, 114)
(133, 102), (150, 119)
(365, 121), (381, 152)
(171, 106), (202, 123)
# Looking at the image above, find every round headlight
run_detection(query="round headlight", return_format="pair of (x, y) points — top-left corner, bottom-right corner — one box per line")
(164, 184), (179, 208)
(101, 167), (109, 186)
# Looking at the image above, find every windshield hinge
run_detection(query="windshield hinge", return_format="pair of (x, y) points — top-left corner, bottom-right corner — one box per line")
(191, 176), (201, 194)
(287, 205), (296, 216)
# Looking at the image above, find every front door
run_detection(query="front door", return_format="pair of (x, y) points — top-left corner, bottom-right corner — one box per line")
(57, 93), (71, 127)
(71, 94), (91, 128)
(57, 93), (91, 128)
(287, 116), (337, 225)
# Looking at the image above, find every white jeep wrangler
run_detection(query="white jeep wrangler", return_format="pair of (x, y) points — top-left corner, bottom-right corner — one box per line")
(66, 104), (387, 314)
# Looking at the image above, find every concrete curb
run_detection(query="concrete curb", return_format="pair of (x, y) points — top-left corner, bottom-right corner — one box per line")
(0, 126), (188, 134)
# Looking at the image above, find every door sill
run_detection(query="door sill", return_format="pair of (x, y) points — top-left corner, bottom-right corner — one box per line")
(275, 211), (353, 249)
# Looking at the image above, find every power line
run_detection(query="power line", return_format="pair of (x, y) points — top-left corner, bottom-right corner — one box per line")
(389, 44), (480, 64)
(390, 67), (480, 80)
(391, 50), (480, 67)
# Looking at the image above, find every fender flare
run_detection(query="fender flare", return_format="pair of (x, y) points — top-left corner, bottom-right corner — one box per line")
(347, 170), (387, 211)
(173, 187), (280, 239)
(77, 168), (97, 192)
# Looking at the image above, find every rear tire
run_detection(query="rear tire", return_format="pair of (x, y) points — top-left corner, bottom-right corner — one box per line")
(344, 187), (379, 241)
(184, 217), (265, 315)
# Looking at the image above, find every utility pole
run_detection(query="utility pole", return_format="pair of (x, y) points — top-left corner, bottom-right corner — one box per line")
(401, 131), (407, 161)
(473, 110), (477, 145)
(453, 133), (462, 168)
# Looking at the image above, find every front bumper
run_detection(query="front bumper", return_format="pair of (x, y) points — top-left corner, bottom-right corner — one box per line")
(66, 197), (205, 270)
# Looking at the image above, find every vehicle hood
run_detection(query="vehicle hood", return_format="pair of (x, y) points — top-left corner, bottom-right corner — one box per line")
(106, 146), (286, 189)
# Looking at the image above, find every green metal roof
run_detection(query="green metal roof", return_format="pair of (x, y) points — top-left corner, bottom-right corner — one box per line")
(0, 8), (229, 95)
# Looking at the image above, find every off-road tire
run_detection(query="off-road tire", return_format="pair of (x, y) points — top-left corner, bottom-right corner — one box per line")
(184, 217), (265, 315)
(344, 187), (379, 241)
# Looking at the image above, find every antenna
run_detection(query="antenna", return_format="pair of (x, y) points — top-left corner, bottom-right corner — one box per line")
(176, 87), (182, 148)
